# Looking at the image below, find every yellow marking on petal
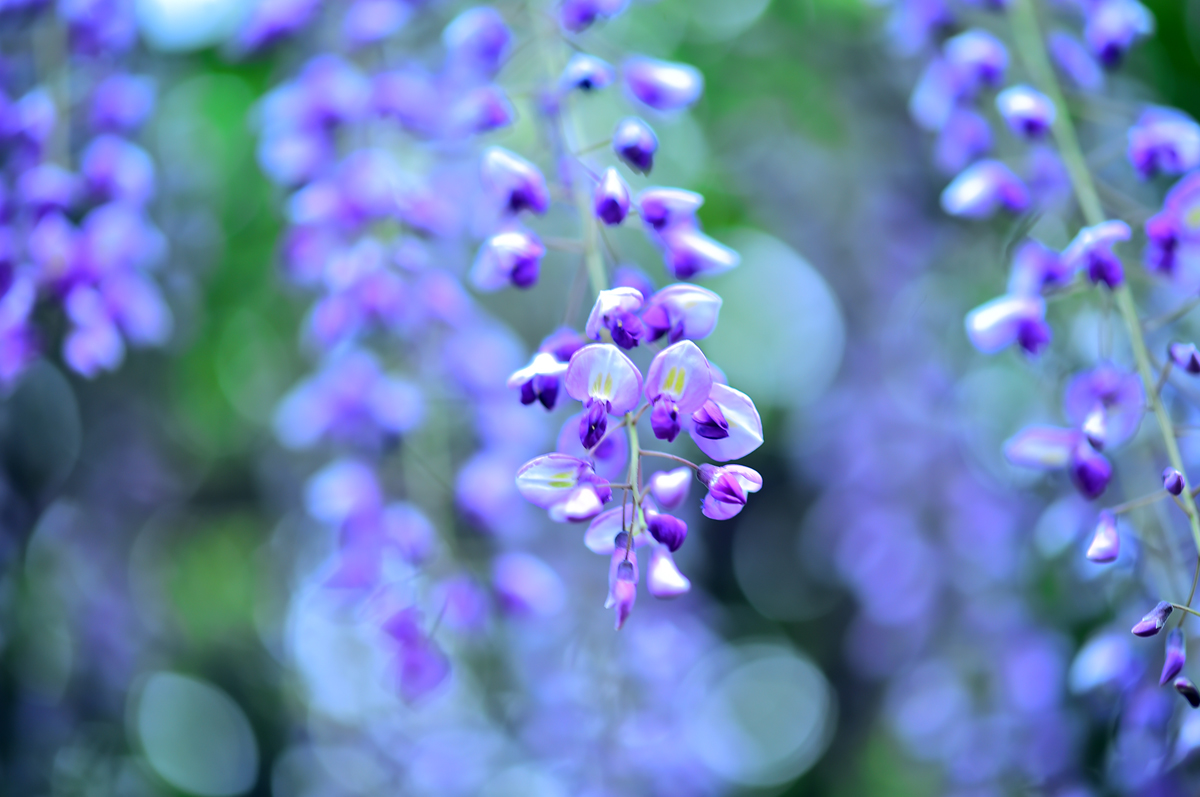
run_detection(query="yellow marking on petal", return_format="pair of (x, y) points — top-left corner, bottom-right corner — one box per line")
(1187, 205), (1200, 231)
(673, 368), (686, 394)
(604, 374), (613, 395)
(548, 479), (574, 488)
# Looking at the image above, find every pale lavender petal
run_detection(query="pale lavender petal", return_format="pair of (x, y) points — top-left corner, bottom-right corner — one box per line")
(515, 453), (590, 509)
(965, 294), (1046, 354)
(688, 383), (763, 461)
(649, 467), (691, 510)
(585, 287), (644, 342)
(564, 343), (644, 414)
(493, 552), (565, 617)
(644, 340), (713, 413)
(305, 459), (382, 523)
(1003, 425), (1082, 469)
(646, 544), (691, 598)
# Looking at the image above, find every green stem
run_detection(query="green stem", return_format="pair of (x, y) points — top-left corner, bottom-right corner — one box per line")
(1110, 489), (1168, 515)
(624, 413), (643, 536)
(1010, 0), (1200, 558)
(638, 449), (700, 472)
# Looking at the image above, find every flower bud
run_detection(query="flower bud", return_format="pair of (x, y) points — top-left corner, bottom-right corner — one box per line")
(623, 57), (703, 112)
(647, 545), (691, 599)
(1086, 510), (1119, 563)
(560, 53), (616, 92)
(1132, 601), (1173, 637)
(649, 467), (692, 510)
(613, 117), (657, 175)
(940, 160), (1030, 218)
(481, 146), (549, 215)
(1176, 677), (1200, 708)
(1162, 628), (1187, 685)
(1170, 342), (1200, 374)
(594, 167), (631, 225)
(996, 85), (1056, 140)
(647, 512), (687, 552)
(1164, 467), (1185, 496)
(1069, 443), (1112, 500)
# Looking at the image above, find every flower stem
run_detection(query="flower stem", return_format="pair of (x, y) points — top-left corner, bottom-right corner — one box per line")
(638, 449), (700, 472)
(1170, 603), (1200, 620)
(1009, 0), (1200, 557)
(1110, 489), (1168, 515)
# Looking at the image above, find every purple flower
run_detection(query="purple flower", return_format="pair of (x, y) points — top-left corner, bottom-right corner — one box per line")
(1127, 106), (1200, 179)
(1062, 220), (1130, 288)
(560, 53), (616, 92)
(507, 353), (569, 409)
(449, 86), (515, 137)
(515, 453), (611, 522)
(492, 552), (566, 617)
(622, 57), (703, 112)
(964, 294), (1051, 355)
(1175, 677), (1200, 708)
(1170, 342), (1200, 374)
(996, 85), (1056, 140)
(1004, 425), (1083, 469)
(641, 283), (721, 343)
(443, 7), (511, 78)
(0, 278), (37, 388)
(275, 350), (424, 449)
(1086, 510), (1119, 563)
(258, 127), (333, 187)
(613, 265), (656, 300)
(13, 89), (56, 150)
(646, 543), (691, 599)
(342, 0), (410, 47)
(1063, 364), (1143, 449)
(941, 160), (1031, 218)
(28, 212), (78, 283)
(647, 511), (687, 552)
(688, 383), (764, 461)
(63, 287), (124, 378)
(1162, 628), (1187, 685)
(943, 29), (1008, 93)
(559, 0), (626, 32)
(19, 164), (79, 216)
(594, 167), (631, 226)
(101, 271), (172, 347)
(372, 69), (443, 137)
(305, 458), (383, 525)
(909, 58), (963, 132)
(1008, 239), (1068, 295)
(384, 610), (451, 704)
(934, 108), (992, 175)
(698, 463), (762, 520)
(637, 187), (703, 231)
(564, 342), (644, 425)
(81, 135), (155, 206)
(605, 549), (638, 629)
(1164, 467), (1185, 496)
(481, 147), (550, 216)
(1048, 30), (1105, 92)
(645, 340), (714, 442)
(1133, 601), (1174, 637)
(470, 229), (546, 291)
(1085, 0), (1154, 66)
(612, 117), (657, 175)
(649, 466), (691, 510)
(585, 287), (644, 349)
(91, 73), (155, 133)
(658, 226), (740, 280)
(1069, 441), (1113, 499)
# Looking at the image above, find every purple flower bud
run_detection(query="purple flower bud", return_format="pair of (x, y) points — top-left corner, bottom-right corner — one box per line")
(647, 544), (691, 599)
(641, 283), (721, 343)
(964, 294), (1048, 355)
(1062, 220), (1130, 288)
(581, 398), (609, 449)
(649, 467), (691, 510)
(1085, 0), (1154, 66)
(91, 73), (155, 133)
(559, 0), (625, 31)
(941, 160), (1031, 219)
(594, 167), (631, 225)
(613, 265), (656, 299)
(1162, 629), (1187, 685)
(647, 512), (687, 552)
(943, 29), (1008, 92)
(14, 89), (56, 149)
(343, 0), (410, 48)
(605, 549), (638, 629)
(586, 287), (644, 349)
(1128, 106), (1200, 179)
(1175, 677), (1200, 708)
(650, 397), (680, 442)
(1086, 510), (1119, 563)
(1170, 342), (1200, 374)
(612, 117), (657, 175)
(470, 229), (545, 291)
(481, 147), (550, 215)
(934, 108), (992, 175)
(443, 7), (511, 78)
(1064, 364), (1143, 449)
(1048, 31), (1104, 92)
(1164, 467), (1185, 496)
(560, 53), (616, 92)
(1008, 239), (1068, 295)
(623, 57), (703, 112)
(450, 86), (515, 136)
(508, 352), (569, 410)
(493, 552), (565, 617)
(691, 399), (729, 440)
(645, 340), (714, 424)
(1132, 601), (1173, 637)
(1069, 442), (1112, 500)
(1004, 425), (1083, 469)
(996, 85), (1056, 140)
(637, 187), (703, 231)
(701, 466), (762, 521)
(659, 226), (741, 280)
(305, 458), (383, 524)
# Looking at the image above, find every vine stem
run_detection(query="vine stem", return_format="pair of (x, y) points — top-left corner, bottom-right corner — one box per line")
(1009, 0), (1200, 558)
(638, 449), (700, 472)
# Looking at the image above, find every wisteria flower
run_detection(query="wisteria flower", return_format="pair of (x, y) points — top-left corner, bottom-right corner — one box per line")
(1063, 364), (1144, 450)
(613, 117), (657, 174)
(470, 229), (545, 291)
(516, 453), (611, 522)
(641, 283), (721, 343)
(564, 343), (643, 448)
(1128, 106), (1200, 179)
(646, 543), (691, 598)
(996, 85), (1056, 140)
(943, 29), (1008, 93)
(645, 340), (714, 442)
(585, 287), (644, 349)
(941, 160), (1030, 219)
(560, 53), (616, 92)
(698, 463), (763, 520)
(649, 466), (691, 510)
(637, 187), (703, 231)
(1085, 0), (1154, 66)
(508, 352), (570, 409)
(481, 147), (549, 216)
(965, 294), (1050, 355)
(1061, 220), (1130, 288)
(688, 383), (764, 461)
(594, 167), (631, 225)
(622, 57), (703, 112)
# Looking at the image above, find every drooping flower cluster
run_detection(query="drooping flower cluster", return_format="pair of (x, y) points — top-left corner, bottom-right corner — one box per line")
(0, 3), (172, 386)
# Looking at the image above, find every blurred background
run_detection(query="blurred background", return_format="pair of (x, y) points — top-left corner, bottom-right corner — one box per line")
(5, 0), (1200, 795)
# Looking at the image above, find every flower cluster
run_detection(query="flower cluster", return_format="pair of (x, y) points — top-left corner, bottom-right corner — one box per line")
(0, 3), (172, 386)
